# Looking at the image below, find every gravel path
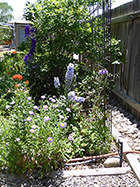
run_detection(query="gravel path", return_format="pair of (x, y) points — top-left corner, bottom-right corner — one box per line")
(0, 99), (140, 186)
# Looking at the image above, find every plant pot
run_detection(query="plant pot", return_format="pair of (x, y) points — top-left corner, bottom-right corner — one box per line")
(4, 40), (13, 45)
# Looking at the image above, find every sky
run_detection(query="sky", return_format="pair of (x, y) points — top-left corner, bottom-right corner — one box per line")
(1, 0), (133, 19)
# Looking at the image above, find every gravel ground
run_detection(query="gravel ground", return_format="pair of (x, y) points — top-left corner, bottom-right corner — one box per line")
(0, 99), (140, 186)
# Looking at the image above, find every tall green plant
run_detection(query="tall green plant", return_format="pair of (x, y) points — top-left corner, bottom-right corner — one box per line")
(22, 0), (94, 99)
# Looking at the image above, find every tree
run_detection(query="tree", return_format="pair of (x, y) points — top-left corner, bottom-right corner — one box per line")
(0, 2), (14, 23)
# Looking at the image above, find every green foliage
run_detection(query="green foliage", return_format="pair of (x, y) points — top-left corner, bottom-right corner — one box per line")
(0, 2), (14, 23)
(22, 0), (95, 100)
(0, 51), (26, 98)
(1, 34), (12, 41)
(0, 2), (14, 45)
(21, 0), (124, 101)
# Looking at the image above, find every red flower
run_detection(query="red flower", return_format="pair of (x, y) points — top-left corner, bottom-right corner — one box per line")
(6, 69), (10, 74)
(24, 80), (29, 85)
(12, 74), (23, 80)
(12, 51), (17, 54)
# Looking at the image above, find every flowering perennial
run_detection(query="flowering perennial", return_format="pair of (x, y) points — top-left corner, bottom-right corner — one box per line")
(15, 84), (20, 88)
(43, 105), (48, 109)
(33, 105), (39, 110)
(74, 96), (85, 103)
(65, 63), (74, 91)
(29, 37), (36, 55)
(68, 135), (73, 141)
(98, 69), (108, 75)
(27, 97), (32, 100)
(12, 74), (23, 80)
(68, 91), (85, 103)
(49, 97), (56, 103)
(44, 116), (50, 122)
(29, 129), (35, 133)
(60, 123), (67, 129)
(12, 51), (17, 54)
(24, 25), (30, 37)
(41, 95), (46, 99)
(31, 125), (38, 129)
(47, 137), (53, 143)
(26, 117), (32, 121)
(24, 80), (29, 85)
(66, 108), (71, 112)
(6, 105), (10, 109)
(54, 77), (60, 88)
(29, 111), (34, 115)
(10, 101), (15, 105)
(24, 25), (36, 63)
(16, 138), (20, 142)
(67, 91), (75, 101)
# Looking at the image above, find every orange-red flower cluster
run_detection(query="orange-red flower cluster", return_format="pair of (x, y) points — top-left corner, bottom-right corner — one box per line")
(24, 80), (29, 85)
(15, 84), (20, 88)
(12, 51), (17, 54)
(12, 74), (23, 80)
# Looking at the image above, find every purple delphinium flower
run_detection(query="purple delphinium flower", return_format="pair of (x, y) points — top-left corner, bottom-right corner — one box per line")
(6, 105), (10, 109)
(66, 108), (71, 112)
(41, 95), (46, 99)
(24, 54), (29, 62)
(29, 37), (36, 55)
(59, 122), (67, 129)
(44, 116), (50, 122)
(47, 137), (53, 143)
(65, 63), (74, 91)
(16, 138), (20, 142)
(26, 117), (32, 121)
(32, 65), (37, 69)
(33, 105), (39, 110)
(68, 91), (75, 101)
(43, 105), (48, 109)
(68, 135), (73, 141)
(6, 143), (9, 146)
(54, 77), (60, 88)
(98, 69), (108, 75)
(74, 96), (85, 103)
(30, 28), (34, 33)
(29, 111), (34, 115)
(29, 129), (35, 133)
(25, 25), (30, 37)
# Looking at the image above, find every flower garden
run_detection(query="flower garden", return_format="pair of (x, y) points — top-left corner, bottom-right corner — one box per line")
(0, 0), (124, 177)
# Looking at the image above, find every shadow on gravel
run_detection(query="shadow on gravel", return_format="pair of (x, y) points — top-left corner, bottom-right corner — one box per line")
(108, 98), (140, 129)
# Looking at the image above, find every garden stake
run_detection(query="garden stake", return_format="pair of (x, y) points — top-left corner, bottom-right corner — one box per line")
(118, 139), (123, 167)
